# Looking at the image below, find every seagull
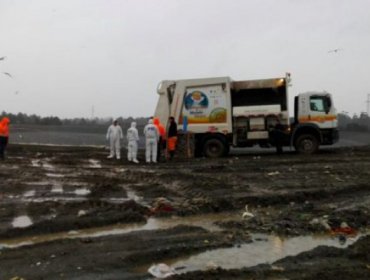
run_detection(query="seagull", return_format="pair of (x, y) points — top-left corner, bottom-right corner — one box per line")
(242, 205), (254, 219)
(2, 72), (13, 78)
(328, 48), (342, 53)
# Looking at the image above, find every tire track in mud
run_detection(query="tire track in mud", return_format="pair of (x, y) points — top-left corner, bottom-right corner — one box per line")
(0, 155), (151, 239)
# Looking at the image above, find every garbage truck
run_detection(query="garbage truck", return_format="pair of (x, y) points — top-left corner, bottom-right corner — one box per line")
(154, 73), (339, 157)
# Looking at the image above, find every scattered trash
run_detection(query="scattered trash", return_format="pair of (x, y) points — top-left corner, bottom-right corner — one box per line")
(78, 210), (87, 217)
(270, 265), (285, 271)
(267, 171), (280, 176)
(148, 263), (176, 278)
(151, 197), (174, 214)
(338, 234), (347, 245)
(206, 261), (218, 270)
(335, 177), (344, 182)
(12, 215), (33, 228)
(242, 205), (254, 220)
(9, 277), (25, 280)
(36, 262), (41, 266)
(331, 222), (357, 236)
(309, 217), (331, 231)
(340, 222), (349, 228)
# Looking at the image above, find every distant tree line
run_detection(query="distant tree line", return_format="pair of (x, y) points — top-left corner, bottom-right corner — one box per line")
(0, 111), (149, 127)
(1, 111), (369, 132)
(338, 112), (370, 132)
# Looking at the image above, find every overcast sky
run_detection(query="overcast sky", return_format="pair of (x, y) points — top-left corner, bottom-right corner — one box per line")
(1, 0), (370, 118)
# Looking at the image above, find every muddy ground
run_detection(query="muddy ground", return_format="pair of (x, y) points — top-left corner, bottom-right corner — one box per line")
(0, 143), (369, 279)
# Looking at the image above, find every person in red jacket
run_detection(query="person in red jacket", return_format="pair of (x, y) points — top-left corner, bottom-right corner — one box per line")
(0, 117), (10, 160)
(153, 117), (166, 162)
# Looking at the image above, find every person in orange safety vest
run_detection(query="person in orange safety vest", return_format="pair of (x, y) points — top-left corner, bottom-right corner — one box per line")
(0, 117), (10, 160)
(167, 116), (177, 160)
(153, 117), (166, 162)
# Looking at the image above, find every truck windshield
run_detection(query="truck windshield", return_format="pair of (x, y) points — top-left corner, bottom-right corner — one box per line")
(310, 96), (328, 112)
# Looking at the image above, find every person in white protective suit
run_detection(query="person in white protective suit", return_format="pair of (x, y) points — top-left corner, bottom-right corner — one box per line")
(143, 119), (159, 163)
(126, 121), (139, 163)
(106, 120), (123, 159)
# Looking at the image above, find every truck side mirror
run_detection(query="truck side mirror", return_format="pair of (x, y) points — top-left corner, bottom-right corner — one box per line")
(325, 96), (331, 114)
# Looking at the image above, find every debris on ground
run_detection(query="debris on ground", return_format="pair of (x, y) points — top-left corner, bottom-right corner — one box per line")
(148, 263), (176, 278)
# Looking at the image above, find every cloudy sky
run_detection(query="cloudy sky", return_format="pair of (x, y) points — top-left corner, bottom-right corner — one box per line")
(1, 0), (370, 118)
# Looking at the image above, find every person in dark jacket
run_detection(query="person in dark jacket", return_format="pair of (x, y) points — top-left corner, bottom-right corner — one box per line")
(270, 120), (285, 154)
(167, 117), (178, 160)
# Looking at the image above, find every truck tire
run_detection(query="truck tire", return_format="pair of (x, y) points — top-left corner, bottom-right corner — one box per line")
(203, 138), (227, 158)
(295, 134), (319, 154)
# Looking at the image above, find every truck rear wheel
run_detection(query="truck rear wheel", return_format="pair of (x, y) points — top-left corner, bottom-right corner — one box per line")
(295, 134), (319, 154)
(203, 138), (227, 158)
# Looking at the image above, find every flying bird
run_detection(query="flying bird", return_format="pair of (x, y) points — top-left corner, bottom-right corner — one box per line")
(2, 72), (13, 78)
(0, 56), (6, 61)
(328, 48), (343, 53)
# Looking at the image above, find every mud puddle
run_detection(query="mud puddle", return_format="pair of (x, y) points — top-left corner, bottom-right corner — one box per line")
(0, 212), (239, 249)
(23, 190), (36, 197)
(74, 188), (91, 195)
(51, 184), (63, 193)
(88, 159), (102, 168)
(45, 173), (65, 178)
(141, 233), (365, 274)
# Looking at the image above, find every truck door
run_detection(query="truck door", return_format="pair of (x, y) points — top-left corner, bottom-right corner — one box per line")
(308, 95), (335, 129)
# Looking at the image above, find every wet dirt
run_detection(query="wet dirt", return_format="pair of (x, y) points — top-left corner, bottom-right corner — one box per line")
(0, 144), (369, 279)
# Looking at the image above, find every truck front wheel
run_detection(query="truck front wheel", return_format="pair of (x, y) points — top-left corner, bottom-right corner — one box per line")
(295, 134), (319, 154)
(203, 138), (227, 158)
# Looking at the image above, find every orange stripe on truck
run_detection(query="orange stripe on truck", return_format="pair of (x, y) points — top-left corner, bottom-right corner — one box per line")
(299, 115), (337, 123)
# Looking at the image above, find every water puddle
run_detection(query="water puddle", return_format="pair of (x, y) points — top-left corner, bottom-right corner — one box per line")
(12, 216), (33, 228)
(162, 233), (363, 273)
(23, 197), (87, 203)
(25, 181), (51, 186)
(46, 173), (65, 178)
(42, 161), (55, 171)
(114, 168), (127, 173)
(1, 210), (366, 275)
(88, 159), (102, 168)
(51, 184), (64, 194)
(0, 213), (237, 249)
(31, 159), (41, 167)
(127, 189), (143, 203)
(74, 188), (91, 195)
(23, 190), (36, 197)
(0, 165), (19, 170)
